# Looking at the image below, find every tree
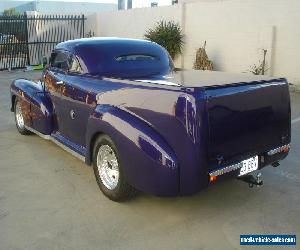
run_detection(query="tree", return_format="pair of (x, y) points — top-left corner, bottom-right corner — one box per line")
(3, 8), (19, 16)
(144, 21), (184, 60)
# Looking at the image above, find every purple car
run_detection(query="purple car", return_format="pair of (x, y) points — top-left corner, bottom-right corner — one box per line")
(10, 38), (291, 201)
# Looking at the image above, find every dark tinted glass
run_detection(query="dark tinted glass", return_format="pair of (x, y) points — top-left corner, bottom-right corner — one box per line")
(51, 52), (68, 70)
(116, 54), (157, 62)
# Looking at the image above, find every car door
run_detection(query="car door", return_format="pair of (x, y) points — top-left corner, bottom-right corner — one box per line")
(45, 50), (95, 149)
(59, 54), (95, 147)
(44, 51), (73, 140)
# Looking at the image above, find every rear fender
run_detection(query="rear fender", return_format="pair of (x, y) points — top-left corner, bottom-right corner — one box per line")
(10, 79), (54, 135)
(86, 105), (179, 196)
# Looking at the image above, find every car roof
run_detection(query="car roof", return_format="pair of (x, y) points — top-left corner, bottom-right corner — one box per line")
(54, 37), (172, 77)
(55, 37), (153, 53)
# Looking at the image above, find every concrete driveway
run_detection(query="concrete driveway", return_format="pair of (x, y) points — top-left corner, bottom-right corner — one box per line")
(0, 70), (299, 250)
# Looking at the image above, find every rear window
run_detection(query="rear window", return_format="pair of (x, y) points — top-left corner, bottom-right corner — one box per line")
(116, 54), (157, 62)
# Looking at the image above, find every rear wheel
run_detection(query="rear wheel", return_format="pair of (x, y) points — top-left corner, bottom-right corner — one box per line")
(14, 99), (31, 135)
(92, 135), (135, 201)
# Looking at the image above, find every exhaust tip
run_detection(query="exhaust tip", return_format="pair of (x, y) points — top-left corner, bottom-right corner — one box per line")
(272, 161), (280, 168)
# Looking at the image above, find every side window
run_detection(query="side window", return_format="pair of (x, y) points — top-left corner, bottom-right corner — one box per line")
(68, 56), (82, 74)
(50, 52), (68, 71)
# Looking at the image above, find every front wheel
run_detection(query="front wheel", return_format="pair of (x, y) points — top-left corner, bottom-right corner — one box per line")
(92, 135), (135, 201)
(14, 98), (31, 135)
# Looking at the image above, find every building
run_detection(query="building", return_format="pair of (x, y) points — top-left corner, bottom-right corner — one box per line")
(118, 0), (173, 9)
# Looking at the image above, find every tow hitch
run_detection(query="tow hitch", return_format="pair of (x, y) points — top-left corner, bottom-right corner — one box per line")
(238, 173), (263, 188)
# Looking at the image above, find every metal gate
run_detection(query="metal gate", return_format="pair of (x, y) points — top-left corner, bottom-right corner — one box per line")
(0, 14), (85, 70)
(0, 15), (28, 70)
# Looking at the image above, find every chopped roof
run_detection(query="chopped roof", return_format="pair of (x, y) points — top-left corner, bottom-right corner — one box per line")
(55, 37), (153, 52)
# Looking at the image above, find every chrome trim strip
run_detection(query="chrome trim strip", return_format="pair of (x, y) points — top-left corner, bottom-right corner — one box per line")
(25, 126), (85, 162)
(267, 144), (290, 156)
(209, 161), (244, 177)
(25, 125), (51, 139)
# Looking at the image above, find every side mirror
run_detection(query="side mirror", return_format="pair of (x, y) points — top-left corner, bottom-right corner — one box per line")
(42, 56), (48, 67)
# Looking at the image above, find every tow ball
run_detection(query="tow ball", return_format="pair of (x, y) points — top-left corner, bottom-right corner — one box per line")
(238, 173), (263, 188)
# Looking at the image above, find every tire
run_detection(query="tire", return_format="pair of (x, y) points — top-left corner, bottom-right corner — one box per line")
(92, 135), (135, 201)
(14, 98), (31, 135)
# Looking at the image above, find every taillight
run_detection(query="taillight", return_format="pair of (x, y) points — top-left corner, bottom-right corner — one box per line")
(209, 175), (217, 183)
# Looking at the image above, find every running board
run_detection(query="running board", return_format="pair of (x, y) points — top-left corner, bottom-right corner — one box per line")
(25, 126), (85, 162)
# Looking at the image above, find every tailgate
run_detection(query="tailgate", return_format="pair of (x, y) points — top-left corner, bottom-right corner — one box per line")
(205, 80), (291, 170)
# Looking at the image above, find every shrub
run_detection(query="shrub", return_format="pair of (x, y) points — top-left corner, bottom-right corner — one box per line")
(144, 21), (184, 60)
(193, 41), (213, 70)
(249, 49), (268, 75)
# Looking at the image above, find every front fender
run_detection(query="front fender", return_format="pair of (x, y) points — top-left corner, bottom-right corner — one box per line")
(86, 105), (179, 196)
(10, 79), (54, 134)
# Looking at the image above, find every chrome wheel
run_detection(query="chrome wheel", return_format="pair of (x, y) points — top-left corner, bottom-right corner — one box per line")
(97, 144), (120, 190)
(15, 101), (25, 129)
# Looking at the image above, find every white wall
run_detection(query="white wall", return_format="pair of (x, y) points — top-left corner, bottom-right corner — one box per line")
(87, 5), (183, 66)
(184, 0), (300, 84)
(93, 5), (182, 39)
(87, 0), (300, 84)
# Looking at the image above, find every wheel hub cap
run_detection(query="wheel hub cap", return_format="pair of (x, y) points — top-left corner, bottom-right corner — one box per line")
(15, 101), (25, 129)
(97, 145), (119, 190)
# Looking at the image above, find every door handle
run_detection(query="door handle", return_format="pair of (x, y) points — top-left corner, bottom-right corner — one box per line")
(56, 81), (64, 85)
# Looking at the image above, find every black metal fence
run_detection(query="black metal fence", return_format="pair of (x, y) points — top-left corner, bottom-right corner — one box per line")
(0, 15), (28, 70)
(0, 14), (85, 70)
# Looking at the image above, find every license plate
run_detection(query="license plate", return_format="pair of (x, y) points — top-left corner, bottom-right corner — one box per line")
(238, 156), (258, 176)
